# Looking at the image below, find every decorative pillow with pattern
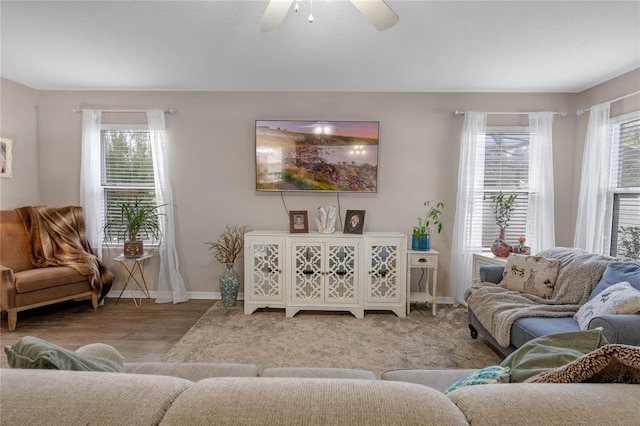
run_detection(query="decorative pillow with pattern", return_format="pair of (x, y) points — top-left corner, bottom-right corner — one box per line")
(500, 254), (561, 299)
(4, 336), (125, 372)
(443, 366), (510, 395)
(574, 281), (640, 330)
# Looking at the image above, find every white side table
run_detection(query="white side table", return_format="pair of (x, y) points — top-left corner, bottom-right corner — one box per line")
(113, 253), (152, 307)
(472, 252), (508, 285)
(406, 249), (439, 315)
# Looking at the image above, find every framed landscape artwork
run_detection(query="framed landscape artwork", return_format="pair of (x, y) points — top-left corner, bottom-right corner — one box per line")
(0, 138), (12, 178)
(255, 120), (379, 193)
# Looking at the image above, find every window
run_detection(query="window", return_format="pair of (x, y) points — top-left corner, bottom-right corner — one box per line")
(608, 112), (640, 259)
(100, 125), (158, 244)
(480, 128), (530, 249)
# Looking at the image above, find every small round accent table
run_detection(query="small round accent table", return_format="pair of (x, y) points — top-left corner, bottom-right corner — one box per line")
(113, 252), (152, 307)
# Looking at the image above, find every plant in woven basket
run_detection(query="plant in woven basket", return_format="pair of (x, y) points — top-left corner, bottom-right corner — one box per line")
(205, 225), (250, 264)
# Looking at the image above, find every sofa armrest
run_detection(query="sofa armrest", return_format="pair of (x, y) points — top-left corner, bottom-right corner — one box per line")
(479, 265), (504, 284)
(1, 264), (17, 309)
(588, 314), (640, 346)
(1, 264), (15, 285)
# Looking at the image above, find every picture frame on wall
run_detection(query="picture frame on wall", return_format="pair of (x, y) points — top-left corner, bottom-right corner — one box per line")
(289, 210), (309, 233)
(344, 210), (365, 234)
(0, 138), (13, 178)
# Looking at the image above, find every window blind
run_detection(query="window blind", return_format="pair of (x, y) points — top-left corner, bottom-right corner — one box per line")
(101, 130), (154, 186)
(100, 129), (158, 243)
(481, 129), (530, 248)
(609, 113), (640, 259)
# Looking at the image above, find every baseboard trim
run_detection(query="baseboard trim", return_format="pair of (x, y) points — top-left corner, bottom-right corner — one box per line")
(104, 290), (245, 301)
(104, 291), (455, 306)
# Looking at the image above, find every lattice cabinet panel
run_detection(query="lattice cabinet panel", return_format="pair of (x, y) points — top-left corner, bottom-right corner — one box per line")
(367, 244), (399, 301)
(291, 243), (323, 303)
(326, 244), (357, 303)
(364, 237), (407, 316)
(252, 244), (283, 298)
(244, 235), (285, 314)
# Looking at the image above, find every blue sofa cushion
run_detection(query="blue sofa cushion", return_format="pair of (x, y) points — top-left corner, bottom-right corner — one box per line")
(590, 262), (640, 300)
(511, 317), (581, 348)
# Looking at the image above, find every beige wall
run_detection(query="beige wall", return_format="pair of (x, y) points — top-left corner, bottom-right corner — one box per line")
(2, 71), (638, 299)
(0, 79), (40, 208)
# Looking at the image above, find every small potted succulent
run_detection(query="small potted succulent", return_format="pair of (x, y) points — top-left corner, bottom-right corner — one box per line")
(412, 201), (444, 251)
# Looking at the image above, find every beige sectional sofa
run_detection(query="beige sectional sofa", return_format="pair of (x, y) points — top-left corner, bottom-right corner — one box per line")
(2, 362), (639, 425)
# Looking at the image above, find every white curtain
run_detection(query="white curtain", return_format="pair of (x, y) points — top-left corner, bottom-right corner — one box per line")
(527, 112), (556, 253)
(80, 110), (104, 259)
(147, 110), (189, 304)
(450, 112), (487, 306)
(574, 103), (612, 253)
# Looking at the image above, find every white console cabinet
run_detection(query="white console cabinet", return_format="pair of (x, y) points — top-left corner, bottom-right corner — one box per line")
(244, 231), (406, 318)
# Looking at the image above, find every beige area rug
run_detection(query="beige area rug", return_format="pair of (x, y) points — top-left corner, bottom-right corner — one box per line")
(164, 302), (502, 377)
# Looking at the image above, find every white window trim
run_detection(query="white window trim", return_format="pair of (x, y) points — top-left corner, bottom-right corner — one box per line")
(100, 124), (160, 246)
(607, 110), (640, 257)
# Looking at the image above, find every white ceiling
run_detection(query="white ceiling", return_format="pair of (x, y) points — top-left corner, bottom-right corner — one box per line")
(2, 0), (639, 93)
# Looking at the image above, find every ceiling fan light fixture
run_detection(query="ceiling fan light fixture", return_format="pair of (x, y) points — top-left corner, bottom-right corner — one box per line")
(260, 0), (398, 32)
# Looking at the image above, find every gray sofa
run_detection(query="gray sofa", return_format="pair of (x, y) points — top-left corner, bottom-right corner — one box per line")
(2, 362), (639, 425)
(469, 258), (640, 356)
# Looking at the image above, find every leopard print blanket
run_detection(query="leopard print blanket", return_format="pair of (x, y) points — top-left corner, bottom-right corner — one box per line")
(526, 344), (640, 384)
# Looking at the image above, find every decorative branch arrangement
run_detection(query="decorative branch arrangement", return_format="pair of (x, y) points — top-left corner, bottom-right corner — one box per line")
(205, 225), (250, 264)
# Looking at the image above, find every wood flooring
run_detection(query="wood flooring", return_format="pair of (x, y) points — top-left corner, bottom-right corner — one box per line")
(0, 297), (215, 368)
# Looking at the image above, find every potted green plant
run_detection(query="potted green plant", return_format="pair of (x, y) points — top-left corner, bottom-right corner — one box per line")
(205, 225), (250, 307)
(412, 201), (444, 251)
(489, 191), (518, 257)
(103, 199), (165, 258)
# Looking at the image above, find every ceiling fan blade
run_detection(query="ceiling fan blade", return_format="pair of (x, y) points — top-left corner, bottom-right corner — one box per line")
(260, 0), (294, 33)
(350, 0), (399, 31)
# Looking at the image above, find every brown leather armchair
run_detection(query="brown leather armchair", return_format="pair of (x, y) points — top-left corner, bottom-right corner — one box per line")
(1, 210), (100, 331)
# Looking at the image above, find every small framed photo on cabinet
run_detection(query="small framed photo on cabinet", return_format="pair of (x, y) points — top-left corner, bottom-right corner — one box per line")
(289, 210), (309, 233)
(344, 210), (365, 234)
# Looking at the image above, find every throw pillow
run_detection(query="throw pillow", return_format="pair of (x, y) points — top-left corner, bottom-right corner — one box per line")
(4, 336), (125, 372)
(500, 254), (561, 299)
(590, 261), (640, 301)
(500, 329), (608, 383)
(443, 366), (510, 395)
(574, 281), (640, 330)
(75, 343), (125, 369)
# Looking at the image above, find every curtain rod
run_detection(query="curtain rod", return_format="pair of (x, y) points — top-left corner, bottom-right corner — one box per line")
(72, 108), (176, 114)
(453, 110), (566, 117)
(576, 90), (640, 116)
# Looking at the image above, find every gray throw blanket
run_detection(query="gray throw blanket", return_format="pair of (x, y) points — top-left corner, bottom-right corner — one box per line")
(464, 248), (615, 348)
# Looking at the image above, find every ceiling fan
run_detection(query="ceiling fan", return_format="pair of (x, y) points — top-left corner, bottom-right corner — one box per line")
(260, 0), (399, 32)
